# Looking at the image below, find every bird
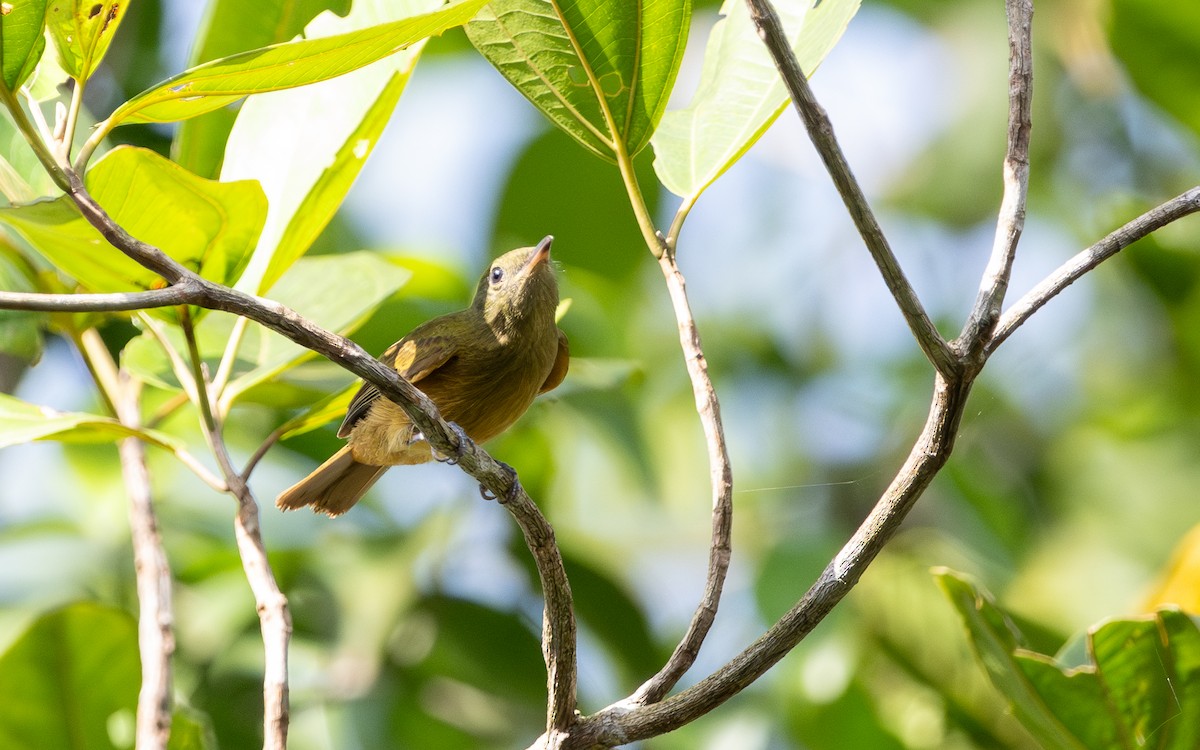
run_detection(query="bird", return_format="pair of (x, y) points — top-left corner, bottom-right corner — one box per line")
(276, 235), (569, 516)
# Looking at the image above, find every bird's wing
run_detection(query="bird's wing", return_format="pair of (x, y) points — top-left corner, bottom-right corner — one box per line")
(539, 329), (570, 394)
(336, 334), (458, 438)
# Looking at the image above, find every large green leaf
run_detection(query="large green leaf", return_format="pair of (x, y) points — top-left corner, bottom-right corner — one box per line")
(0, 391), (181, 449)
(936, 569), (1200, 750)
(651, 0), (860, 201)
(0, 603), (139, 750)
(223, 0), (438, 294)
(0, 0), (47, 91)
(106, 0), (489, 128)
(465, 0), (691, 161)
(173, 0), (352, 178)
(45, 0), (131, 81)
(122, 252), (409, 404)
(0, 146), (265, 292)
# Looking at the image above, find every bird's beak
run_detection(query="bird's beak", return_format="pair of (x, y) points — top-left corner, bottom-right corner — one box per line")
(522, 235), (553, 273)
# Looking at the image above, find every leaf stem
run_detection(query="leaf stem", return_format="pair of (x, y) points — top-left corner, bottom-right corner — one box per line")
(0, 83), (70, 192)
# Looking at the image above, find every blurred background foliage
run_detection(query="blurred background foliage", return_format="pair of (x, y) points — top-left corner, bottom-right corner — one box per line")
(1, 0), (1199, 748)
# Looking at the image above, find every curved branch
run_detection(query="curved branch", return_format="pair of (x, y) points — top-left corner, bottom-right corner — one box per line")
(743, 0), (957, 376)
(987, 187), (1200, 353)
(958, 0), (1033, 355)
(557, 374), (973, 748)
(627, 253), (733, 706)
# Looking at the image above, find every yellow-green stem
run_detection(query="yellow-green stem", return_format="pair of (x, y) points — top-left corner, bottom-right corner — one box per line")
(0, 84), (70, 192)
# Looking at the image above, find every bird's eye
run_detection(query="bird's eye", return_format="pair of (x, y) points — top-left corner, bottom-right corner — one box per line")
(489, 266), (504, 284)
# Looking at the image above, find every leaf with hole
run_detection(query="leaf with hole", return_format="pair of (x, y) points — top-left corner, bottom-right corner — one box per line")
(46, 0), (131, 80)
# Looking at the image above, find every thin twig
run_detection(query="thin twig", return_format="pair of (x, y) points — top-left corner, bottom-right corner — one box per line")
(957, 0), (1034, 357)
(627, 252), (733, 706)
(114, 375), (175, 750)
(181, 311), (291, 750)
(743, 0), (957, 376)
(987, 187), (1200, 353)
(242, 425), (285, 482)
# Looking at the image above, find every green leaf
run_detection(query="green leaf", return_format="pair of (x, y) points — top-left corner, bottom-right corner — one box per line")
(221, 0), (443, 294)
(934, 569), (1088, 750)
(0, 146), (265, 292)
(465, 0), (691, 161)
(936, 569), (1200, 750)
(0, 391), (181, 449)
(275, 381), (358, 439)
(123, 252), (409, 403)
(1110, 0), (1200, 139)
(45, 0), (131, 80)
(106, 0), (489, 128)
(651, 0), (860, 201)
(173, 0), (352, 178)
(167, 707), (218, 750)
(0, 602), (139, 750)
(0, 0), (48, 91)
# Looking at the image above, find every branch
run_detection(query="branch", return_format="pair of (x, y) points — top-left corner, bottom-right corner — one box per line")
(181, 312), (291, 750)
(115, 374), (175, 750)
(743, 0), (958, 376)
(553, 374), (973, 748)
(0, 285), (204, 312)
(957, 0), (1034, 356)
(987, 187), (1200, 353)
(626, 253), (733, 706)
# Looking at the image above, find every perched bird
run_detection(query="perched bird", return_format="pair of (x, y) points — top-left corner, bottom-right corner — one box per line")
(277, 236), (569, 516)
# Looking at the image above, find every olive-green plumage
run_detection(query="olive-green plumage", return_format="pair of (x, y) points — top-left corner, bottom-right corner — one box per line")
(277, 236), (569, 516)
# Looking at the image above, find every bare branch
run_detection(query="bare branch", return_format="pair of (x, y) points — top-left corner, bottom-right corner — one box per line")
(0, 285), (202, 312)
(180, 312), (291, 750)
(627, 253), (733, 706)
(958, 0), (1034, 354)
(988, 187), (1200, 353)
(743, 0), (958, 376)
(115, 375), (175, 750)
(549, 374), (973, 748)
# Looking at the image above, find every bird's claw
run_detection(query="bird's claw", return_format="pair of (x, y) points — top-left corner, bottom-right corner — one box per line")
(433, 422), (469, 466)
(479, 461), (520, 504)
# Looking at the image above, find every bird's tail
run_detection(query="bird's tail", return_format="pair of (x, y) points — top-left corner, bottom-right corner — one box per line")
(276, 446), (388, 517)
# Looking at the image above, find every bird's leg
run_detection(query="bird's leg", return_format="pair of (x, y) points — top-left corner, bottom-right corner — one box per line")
(432, 422), (469, 466)
(479, 460), (521, 505)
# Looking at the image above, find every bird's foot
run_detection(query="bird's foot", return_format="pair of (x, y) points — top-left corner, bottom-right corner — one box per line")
(479, 461), (521, 505)
(433, 422), (469, 466)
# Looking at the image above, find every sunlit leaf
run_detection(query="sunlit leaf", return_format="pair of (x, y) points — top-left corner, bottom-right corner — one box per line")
(0, 391), (181, 449)
(0, 0), (48, 91)
(173, 0), (352, 177)
(46, 0), (131, 80)
(107, 0), (489, 128)
(276, 381), (357, 440)
(936, 569), (1200, 750)
(465, 0), (691, 161)
(0, 602), (139, 750)
(0, 146), (265, 292)
(651, 0), (860, 201)
(222, 0), (442, 294)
